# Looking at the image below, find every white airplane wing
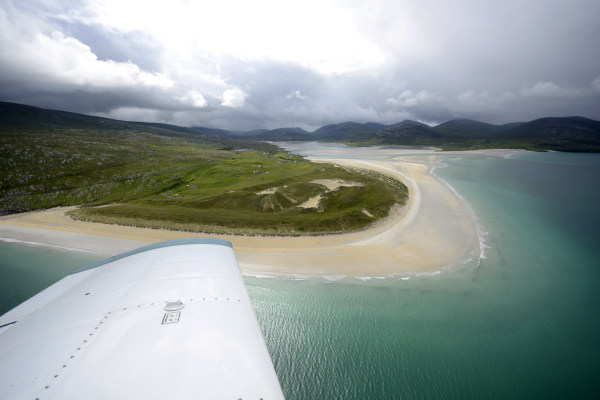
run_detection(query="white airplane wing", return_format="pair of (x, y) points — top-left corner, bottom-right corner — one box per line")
(0, 238), (285, 400)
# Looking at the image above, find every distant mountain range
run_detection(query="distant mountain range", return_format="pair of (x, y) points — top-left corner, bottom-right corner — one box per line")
(207, 116), (600, 152)
(2, 101), (599, 151)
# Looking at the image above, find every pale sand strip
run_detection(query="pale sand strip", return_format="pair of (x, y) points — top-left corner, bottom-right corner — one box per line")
(0, 156), (480, 276)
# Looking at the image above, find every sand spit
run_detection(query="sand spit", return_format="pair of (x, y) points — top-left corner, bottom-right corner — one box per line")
(0, 153), (483, 276)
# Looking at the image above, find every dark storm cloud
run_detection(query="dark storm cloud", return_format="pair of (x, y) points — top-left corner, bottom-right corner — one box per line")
(61, 22), (165, 72)
(0, 0), (599, 130)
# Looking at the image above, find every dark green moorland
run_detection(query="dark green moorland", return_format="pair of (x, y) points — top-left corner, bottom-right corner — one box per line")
(0, 102), (407, 235)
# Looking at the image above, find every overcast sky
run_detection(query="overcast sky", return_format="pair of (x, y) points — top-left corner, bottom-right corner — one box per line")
(1, 0), (599, 130)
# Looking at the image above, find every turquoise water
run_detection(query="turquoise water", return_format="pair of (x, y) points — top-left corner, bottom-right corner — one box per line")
(0, 241), (100, 313)
(1, 149), (599, 399)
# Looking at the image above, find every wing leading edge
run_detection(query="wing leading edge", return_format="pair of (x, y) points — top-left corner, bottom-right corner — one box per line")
(0, 238), (285, 400)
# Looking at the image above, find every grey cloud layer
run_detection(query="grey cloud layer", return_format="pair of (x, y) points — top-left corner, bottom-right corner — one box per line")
(0, 0), (599, 130)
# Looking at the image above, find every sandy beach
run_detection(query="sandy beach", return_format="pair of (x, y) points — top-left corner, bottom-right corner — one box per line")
(0, 151), (483, 276)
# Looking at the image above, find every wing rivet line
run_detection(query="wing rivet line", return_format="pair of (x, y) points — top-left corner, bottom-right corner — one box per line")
(37, 312), (114, 398)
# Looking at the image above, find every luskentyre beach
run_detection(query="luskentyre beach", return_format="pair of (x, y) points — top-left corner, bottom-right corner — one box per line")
(0, 155), (481, 276)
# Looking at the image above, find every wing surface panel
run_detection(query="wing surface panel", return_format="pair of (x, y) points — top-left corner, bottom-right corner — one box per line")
(0, 238), (284, 400)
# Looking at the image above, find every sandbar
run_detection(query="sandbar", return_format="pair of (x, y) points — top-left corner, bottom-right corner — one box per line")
(0, 152), (483, 276)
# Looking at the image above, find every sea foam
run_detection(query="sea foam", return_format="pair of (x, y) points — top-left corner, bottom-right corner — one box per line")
(429, 158), (490, 267)
(0, 237), (98, 254)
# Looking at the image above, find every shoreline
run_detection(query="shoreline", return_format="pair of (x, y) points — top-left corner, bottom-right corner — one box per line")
(0, 153), (483, 276)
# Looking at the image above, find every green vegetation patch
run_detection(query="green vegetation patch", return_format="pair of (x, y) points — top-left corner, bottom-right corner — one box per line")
(0, 112), (408, 235)
(69, 155), (408, 235)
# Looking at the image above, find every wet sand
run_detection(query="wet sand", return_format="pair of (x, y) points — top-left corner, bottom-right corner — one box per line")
(0, 153), (482, 276)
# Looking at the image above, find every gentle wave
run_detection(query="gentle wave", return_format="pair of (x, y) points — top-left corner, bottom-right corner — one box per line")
(430, 159), (490, 266)
(0, 237), (98, 254)
(244, 268), (468, 283)
(241, 272), (277, 279)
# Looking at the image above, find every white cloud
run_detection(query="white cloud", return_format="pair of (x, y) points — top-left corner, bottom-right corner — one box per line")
(175, 89), (207, 108)
(286, 90), (308, 100)
(521, 81), (583, 99)
(521, 79), (600, 103)
(1, 0), (599, 128)
(95, 106), (165, 122)
(386, 90), (442, 107)
(0, 18), (173, 91)
(457, 90), (490, 104)
(64, 0), (386, 75)
(221, 88), (247, 108)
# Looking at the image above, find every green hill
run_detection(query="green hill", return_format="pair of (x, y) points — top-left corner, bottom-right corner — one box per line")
(242, 127), (313, 141)
(313, 121), (384, 141)
(373, 120), (441, 145)
(502, 117), (600, 151)
(0, 102), (407, 235)
(189, 114), (600, 152)
(263, 117), (600, 151)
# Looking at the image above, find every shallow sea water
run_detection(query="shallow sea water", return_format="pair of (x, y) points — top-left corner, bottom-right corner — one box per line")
(1, 146), (599, 399)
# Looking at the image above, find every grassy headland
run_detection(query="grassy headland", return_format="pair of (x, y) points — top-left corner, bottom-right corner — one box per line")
(0, 102), (407, 235)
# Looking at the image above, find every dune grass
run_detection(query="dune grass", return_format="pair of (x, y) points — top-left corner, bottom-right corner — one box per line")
(1, 113), (407, 235)
(69, 152), (408, 235)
